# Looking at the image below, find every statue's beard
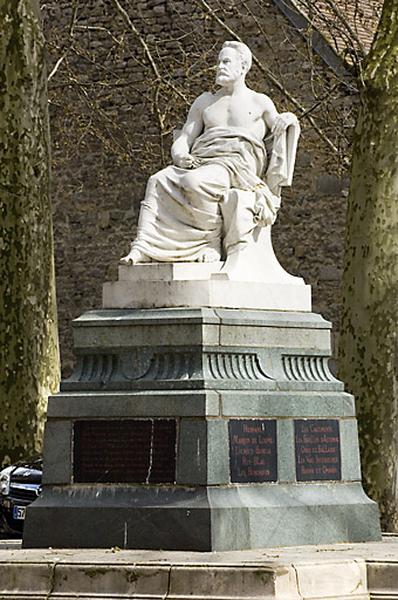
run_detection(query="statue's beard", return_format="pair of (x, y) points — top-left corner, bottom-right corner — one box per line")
(215, 70), (244, 86)
(216, 73), (233, 85)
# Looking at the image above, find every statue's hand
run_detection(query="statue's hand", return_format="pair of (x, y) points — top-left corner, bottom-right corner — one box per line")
(174, 154), (201, 169)
(272, 112), (298, 137)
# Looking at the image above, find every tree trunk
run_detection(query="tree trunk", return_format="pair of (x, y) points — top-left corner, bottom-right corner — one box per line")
(0, 0), (60, 466)
(339, 0), (398, 531)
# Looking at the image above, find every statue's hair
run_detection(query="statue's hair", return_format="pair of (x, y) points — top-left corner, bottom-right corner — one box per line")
(222, 41), (252, 72)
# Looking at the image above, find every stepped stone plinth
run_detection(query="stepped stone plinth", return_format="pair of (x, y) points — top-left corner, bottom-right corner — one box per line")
(23, 303), (381, 550)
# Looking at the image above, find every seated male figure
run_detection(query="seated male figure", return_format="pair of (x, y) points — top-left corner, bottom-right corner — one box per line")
(121, 41), (298, 265)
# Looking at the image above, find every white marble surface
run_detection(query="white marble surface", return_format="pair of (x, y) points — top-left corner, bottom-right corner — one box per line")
(108, 221), (310, 310)
(118, 262), (223, 282)
(113, 42), (307, 311)
(120, 41), (300, 269)
(103, 278), (311, 311)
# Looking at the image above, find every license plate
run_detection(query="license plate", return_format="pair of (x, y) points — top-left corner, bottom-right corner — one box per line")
(12, 505), (26, 520)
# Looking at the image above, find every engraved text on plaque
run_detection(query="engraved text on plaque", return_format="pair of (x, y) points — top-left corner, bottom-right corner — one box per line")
(295, 419), (341, 481)
(229, 419), (277, 483)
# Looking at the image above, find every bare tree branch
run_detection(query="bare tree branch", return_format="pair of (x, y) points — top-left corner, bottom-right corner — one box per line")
(110, 0), (189, 105)
(47, 0), (79, 82)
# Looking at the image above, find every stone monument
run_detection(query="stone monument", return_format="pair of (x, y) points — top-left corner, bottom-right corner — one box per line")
(23, 41), (381, 550)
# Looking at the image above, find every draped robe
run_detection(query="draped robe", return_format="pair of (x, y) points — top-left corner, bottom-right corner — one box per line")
(130, 123), (299, 261)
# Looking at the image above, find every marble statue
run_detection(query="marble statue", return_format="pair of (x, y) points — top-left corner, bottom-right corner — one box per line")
(120, 41), (300, 267)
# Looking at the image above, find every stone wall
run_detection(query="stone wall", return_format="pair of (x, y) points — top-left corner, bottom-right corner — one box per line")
(41, 0), (357, 375)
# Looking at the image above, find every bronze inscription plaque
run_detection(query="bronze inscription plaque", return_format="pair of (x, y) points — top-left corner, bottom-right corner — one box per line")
(295, 419), (341, 481)
(74, 419), (177, 483)
(229, 419), (277, 483)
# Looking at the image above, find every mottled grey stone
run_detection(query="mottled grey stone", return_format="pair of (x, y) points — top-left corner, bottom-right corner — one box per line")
(214, 309), (331, 329)
(318, 265), (343, 281)
(177, 420), (207, 484)
(220, 391), (355, 418)
(72, 309), (333, 356)
(275, 381), (343, 392)
(74, 308), (220, 325)
(316, 174), (342, 196)
(220, 324), (331, 352)
(73, 322), (220, 348)
(73, 308), (221, 349)
(24, 483), (380, 550)
(207, 419), (230, 484)
(47, 391), (221, 418)
(210, 507), (251, 550)
(176, 419), (230, 485)
(340, 419), (362, 482)
(296, 151), (312, 167)
(24, 486), (212, 550)
(277, 420), (296, 482)
(23, 307), (381, 550)
(42, 421), (73, 485)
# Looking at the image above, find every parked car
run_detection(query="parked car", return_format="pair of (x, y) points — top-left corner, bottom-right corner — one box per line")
(0, 458), (42, 534)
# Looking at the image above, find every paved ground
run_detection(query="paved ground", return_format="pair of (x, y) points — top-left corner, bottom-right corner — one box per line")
(0, 536), (397, 598)
(0, 533), (397, 558)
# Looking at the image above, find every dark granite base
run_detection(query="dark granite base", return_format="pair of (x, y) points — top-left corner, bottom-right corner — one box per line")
(23, 308), (381, 549)
(23, 483), (380, 550)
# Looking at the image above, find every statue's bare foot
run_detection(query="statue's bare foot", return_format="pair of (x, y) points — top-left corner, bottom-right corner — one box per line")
(119, 248), (151, 265)
(197, 249), (221, 263)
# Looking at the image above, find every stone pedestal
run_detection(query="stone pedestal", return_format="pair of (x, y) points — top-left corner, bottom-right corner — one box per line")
(103, 228), (312, 312)
(23, 307), (381, 550)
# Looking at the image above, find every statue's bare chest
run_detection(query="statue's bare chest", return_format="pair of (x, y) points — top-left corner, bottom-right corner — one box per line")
(203, 95), (265, 133)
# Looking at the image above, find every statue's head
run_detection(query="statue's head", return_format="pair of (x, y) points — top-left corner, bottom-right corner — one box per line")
(216, 41), (252, 86)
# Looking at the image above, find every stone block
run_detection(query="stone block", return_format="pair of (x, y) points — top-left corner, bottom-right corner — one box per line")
(219, 323), (330, 351)
(318, 265), (343, 281)
(103, 280), (312, 311)
(4, 543), (395, 599)
(53, 564), (170, 599)
(0, 563), (52, 597)
(42, 420), (72, 485)
(24, 486), (213, 551)
(73, 320), (220, 348)
(177, 419), (230, 485)
(277, 419), (296, 481)
(293, 560), (367, 599)
(341, 419), (362, 481)
(168, 566), (278, 600)
(367, 560), (398, 599)
(118, 262), (223, 281)
(47, 391), (221, 418)
(215, 310), (331, 329)
(24, 482), (380, 551)
(220, 391), (355, 418)
(177, 420), (207, 484)
(207, 419), (230, 484)
(316, 174), (342, 196)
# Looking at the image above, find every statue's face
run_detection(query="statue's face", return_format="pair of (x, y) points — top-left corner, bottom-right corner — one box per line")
(216, 48), (244, 86)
